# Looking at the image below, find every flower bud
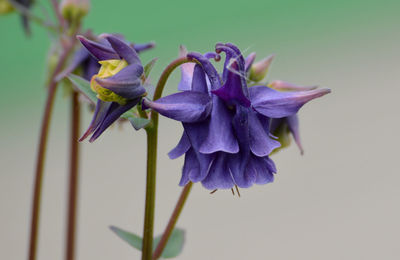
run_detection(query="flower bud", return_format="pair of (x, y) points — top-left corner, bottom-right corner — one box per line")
(249, 54), (274, 82)
(0, 0), (14, 15)
(60, 0), (90, 25)
(90, 59), (129, 105)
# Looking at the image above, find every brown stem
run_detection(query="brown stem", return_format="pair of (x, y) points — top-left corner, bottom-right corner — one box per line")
(28, 42), (74, 260)
(152, 182), (193, 260)
(50, 0), (66, 30)
(65, 90), (80, 260)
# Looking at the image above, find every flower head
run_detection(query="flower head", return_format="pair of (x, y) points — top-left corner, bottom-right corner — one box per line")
(144, 43), (330, 190)
(77, 34), (150, 142)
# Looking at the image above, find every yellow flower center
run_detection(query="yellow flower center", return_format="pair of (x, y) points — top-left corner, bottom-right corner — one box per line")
(91, 59), (129, 105)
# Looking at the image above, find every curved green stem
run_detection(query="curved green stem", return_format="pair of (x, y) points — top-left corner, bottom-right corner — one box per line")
(141, 57), (193, 260)
(152, 182), (193, 260)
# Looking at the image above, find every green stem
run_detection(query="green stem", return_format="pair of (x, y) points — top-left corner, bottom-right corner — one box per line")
(141, 56), (193, 260)
(142, 126), (158, 260)
(152, 182), (193, 260)
(28, 42), (75, 260)
(65, 90), (81, 260)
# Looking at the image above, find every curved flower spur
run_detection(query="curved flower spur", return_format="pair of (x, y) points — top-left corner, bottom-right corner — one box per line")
(143, 43), (331, 191)
(76, 34), (150, 142)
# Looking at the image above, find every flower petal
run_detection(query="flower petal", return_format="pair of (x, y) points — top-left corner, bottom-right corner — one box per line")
(201, 153), (235, 190)
(56, 47), (90, 81)
(143, 91), (212, 123)
(286, 114), (304, 154)
(191, 64), (209, 93)
(250, 85), (331, 118)
(228, 152), (257, 188)
(133, 42), (156, 53)
(252, 156), (275, 185)
(187, 52), (221, 91)
(199, 96), (239, 154)
(248, 110), (281, 156)
(89, 98), (141, 142)
(180, 148), (198, 186)
(79, 100), (111, 141)
(168, 132), (191, 159)
(268, 80), (318, 91)
(104, 34), (141, 65)
(77, 35), (119, 61)
(178, 45), (195, 91)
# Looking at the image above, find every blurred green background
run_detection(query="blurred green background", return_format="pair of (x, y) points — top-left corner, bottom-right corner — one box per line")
(1, 0), (400, 259)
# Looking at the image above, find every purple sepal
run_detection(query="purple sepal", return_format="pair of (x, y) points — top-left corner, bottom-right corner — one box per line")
(79, 100), (111, 141)
(168, 132), (191, 159)
(142, 91), (212, 123)
(248, 110), (281, 156)
(286, 114), (304, 154)
(89, 98), (141, 142)
(250, 85), (331, 118)
(77, 35), (119, 61)
(178, 45), (194, 91)
(133, 42), (156, 53)
(103, 35), (141, 65)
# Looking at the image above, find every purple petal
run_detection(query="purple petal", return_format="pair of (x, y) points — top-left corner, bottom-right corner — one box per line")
(228, 152), (256, 188)
(56, 47), (90, 81)
(286, 114), (304, 154)
(201, 153), (235, 190)
(168, 132), (191, 159)
(142, 91), (212, 123)
(180, 148), (198, 186)
(250, 85), (331, 118)
(77, 35), (118, 61)
(199, 96), (239, 154)
(191, 64), (209, 93)
(133, 42), (156, 53)
(89, 98), (141, 142)
(187, 52), (221, 91)
(178, 45), (194, 91)
(104, 35), (141, 65)
(183, 122), (214, 182)
(212, 61), (251, 107)
(251, 156), (275, 185)
(248, 110), (281, 156)
(79, 100), (111, 141)
(95, 64), (145, 99)
(268, 80), (318, 91)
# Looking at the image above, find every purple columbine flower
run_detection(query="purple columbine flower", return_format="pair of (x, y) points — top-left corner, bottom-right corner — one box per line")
(143, 43), (330, 190)
(59, 34), (155, 81)
(77, 34), (149, 142)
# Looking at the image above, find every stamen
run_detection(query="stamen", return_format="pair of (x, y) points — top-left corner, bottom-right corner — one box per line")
(235, 185), (241, 197)
(210, 189), (218, 194)
(231, 188), (235, 196)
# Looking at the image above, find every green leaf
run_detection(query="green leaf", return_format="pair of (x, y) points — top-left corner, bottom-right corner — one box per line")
(128, 117), (151, 130)
(154, 228), (185, 258)
(110, 226), (185, 259)
(67, 74), (97, 104)
(143, 58), (158, 79)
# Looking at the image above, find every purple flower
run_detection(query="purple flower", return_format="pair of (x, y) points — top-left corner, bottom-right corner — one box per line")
(77, 34), (150, 142)
(59, 34), (154, 81)
(143, 43), (330, 190)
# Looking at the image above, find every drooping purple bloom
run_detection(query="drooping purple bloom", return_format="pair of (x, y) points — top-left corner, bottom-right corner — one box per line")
(144, 43), (330, 190)
(77, 34), (150, 142)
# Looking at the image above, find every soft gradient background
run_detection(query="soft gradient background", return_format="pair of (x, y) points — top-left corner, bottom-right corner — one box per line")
(1, 0), (399, 259)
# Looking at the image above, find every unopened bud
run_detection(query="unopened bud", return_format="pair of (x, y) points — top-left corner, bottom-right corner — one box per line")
(0, 0), (14, 15)
(249, 54), (275, 82)
(60, 0), (90, 25)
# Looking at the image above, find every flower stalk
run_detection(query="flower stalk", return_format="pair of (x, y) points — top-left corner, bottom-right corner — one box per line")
(28, 40), (75, 260)
(141, 56), (193, 260)
(65, 90), (81, 260)
(152, 182), (193, 260)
